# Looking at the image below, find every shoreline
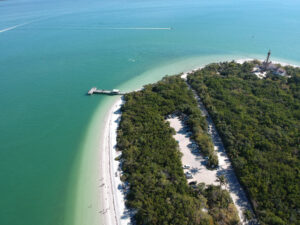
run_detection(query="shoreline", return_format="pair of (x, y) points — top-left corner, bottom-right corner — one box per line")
(100, 97), (131, 225)
(235, 58), (300, 67)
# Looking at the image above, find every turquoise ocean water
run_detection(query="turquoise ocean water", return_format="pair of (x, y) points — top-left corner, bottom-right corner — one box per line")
(0, 0), (299, 224)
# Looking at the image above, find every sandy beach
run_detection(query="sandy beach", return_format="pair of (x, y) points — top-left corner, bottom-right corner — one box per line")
(100, 97), (131, 225)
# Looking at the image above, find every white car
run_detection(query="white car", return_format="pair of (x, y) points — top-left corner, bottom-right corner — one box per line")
(185, 173), (193, 179)
(183, 165), (190, 169)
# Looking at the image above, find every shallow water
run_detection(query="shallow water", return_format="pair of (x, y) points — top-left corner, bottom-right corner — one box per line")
(0, 0), (299, 224)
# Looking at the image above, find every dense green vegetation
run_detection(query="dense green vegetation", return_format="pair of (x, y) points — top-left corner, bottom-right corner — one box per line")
(204, 185), (240, 225)
(187, 107), (218, 168)
(188, 61), (300, 225)
(117, 76), (239, 225)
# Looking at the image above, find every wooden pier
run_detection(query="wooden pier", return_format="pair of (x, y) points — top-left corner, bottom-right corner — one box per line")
(88, 87), (126, 95)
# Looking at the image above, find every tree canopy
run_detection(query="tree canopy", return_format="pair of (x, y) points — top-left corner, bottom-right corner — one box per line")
(117, 76), (239, 225)
(188, 61), (300, 225)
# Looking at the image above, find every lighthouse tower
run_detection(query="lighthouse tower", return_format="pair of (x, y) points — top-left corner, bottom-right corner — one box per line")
(265, 50), (271, 64)
(263, 50), (271, 70)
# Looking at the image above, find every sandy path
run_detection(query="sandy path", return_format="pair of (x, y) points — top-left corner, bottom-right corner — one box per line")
(193, 91), (254, 223)
(100, 98), (131, 225)
(166, 71), (256, 224)
(177, 57), (298, 223)
(168, 115), (253, 224)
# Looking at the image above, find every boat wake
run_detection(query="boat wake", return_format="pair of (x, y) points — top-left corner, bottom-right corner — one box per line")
(104, 27), (172, 30)
(0, 22), (29, 33)
(0, 16), (52, 34)
(0, 25), (172, 32)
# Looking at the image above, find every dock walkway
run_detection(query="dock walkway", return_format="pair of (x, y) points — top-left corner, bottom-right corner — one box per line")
(88, 87), (126, 95)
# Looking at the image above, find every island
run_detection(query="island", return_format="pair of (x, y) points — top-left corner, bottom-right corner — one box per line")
(101, 59), (300, 225)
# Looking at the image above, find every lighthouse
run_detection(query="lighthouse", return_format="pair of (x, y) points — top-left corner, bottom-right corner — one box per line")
(265, 50), (271, 64)
(262, 50), (272, 70)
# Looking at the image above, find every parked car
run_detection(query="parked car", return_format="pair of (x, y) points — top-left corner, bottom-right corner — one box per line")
(189, 181), (197, 185)
(185, 174), (193, 179)
(183, 165), (190, 169)
(192, 149), (198, 153)
(191, 143), (197, 148)
(185, 172), (193, 179)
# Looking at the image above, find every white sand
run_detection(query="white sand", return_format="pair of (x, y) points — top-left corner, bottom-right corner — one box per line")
(100, 98), (131, 225)
(235, 58), (255, 64)
(168, 114), (252, 224)
(167, 117), (218, 185)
